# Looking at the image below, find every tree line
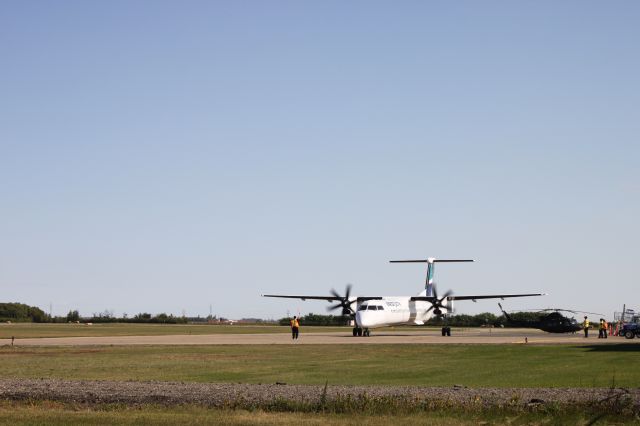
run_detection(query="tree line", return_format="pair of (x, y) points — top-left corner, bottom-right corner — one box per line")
(0, 303), (49, 323)
(277, 311), (547, 327)
(1, 302), (547, 326)
(0, 303), (188, 324)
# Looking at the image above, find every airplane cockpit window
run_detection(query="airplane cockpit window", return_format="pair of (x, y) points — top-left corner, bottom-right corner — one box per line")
(367, 305), (377, 310)
(359, 305), (368, 311)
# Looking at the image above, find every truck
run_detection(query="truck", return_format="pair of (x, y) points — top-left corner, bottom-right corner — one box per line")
(619, 315), (640, 339)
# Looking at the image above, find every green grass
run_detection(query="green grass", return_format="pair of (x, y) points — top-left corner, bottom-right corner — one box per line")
(1, 400), (637, 425)
(1, 344), (638, 387)
(0, 323), (351, 339)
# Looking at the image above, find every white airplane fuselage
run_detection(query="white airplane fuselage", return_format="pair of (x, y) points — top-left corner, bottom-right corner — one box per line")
(355, 297), (444, 328)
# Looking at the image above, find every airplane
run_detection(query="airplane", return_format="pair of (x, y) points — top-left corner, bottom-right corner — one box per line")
(263, 258), (545, 337)
(498, 303), (603, 333)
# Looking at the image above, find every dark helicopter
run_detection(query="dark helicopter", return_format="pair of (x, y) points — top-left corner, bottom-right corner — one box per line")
(498, 303), (603, 333)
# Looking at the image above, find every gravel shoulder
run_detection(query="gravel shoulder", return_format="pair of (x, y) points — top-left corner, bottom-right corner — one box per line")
(1, 378), (638, 408)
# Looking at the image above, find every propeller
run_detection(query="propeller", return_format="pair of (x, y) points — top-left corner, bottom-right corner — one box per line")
(425, 283), (454, 317)
(327, 284), (356, 317)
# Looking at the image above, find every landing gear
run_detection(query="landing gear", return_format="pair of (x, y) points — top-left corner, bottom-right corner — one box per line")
(352, 327), (370, 337)
(441, 326), (451, 336)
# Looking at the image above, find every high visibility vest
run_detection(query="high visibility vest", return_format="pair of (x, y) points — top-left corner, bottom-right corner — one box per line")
(583, 319), (590, 328)
(291, 319), (299, 328)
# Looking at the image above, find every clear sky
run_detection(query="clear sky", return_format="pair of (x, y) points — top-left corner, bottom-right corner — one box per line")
(1, 2), (638, 320)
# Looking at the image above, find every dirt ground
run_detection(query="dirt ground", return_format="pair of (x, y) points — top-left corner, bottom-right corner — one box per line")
(1, 378), (638, 408)
(0, 327), (634, 346)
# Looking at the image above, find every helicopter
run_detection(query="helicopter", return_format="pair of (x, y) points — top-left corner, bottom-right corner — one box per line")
(498, 303), (604, 333)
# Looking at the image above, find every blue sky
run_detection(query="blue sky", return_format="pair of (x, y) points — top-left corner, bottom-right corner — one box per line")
(1, 2), (638, 319)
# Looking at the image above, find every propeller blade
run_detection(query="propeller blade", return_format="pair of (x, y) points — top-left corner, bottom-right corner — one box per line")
(330, 289), (340, 299)
(439, 289), (453, 301)
(344, 284), (352, 300)
(328, 303), (342, 311)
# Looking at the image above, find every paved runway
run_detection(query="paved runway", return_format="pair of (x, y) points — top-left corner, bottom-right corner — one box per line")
(1, 328), (635, 346)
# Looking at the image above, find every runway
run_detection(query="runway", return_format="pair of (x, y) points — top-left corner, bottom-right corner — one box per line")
(1, 328), (634, 346)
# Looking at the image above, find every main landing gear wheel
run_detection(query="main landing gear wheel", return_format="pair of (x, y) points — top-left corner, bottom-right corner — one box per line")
(352, 327), (370, 337)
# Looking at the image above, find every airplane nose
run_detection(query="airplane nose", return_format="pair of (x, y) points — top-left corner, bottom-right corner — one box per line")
(355, 311), (370, 328)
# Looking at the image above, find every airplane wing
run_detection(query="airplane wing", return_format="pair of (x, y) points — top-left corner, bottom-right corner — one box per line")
(262, 294), (383, 302)
(262, 294), (342, 302)
(448, 293), (545, 301)
(411, 293), (545, 302)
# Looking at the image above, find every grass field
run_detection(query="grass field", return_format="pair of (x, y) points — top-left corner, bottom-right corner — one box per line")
(2, 400), (634, 425)
(0, 323), (353, 338)
(1, 344), (638, 387)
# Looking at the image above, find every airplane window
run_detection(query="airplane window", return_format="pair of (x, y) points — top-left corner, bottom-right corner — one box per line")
(367, 305), (377, 310)
(359, 305), (368, 311)
(378, 306), (384, 310)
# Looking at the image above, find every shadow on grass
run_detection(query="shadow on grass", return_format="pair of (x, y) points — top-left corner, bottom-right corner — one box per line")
(580, 343), (640, 352)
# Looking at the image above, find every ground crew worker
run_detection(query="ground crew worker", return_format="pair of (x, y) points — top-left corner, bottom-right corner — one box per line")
(598, 319), (603, 338)
(290, 316), (300, 340)
(582, 316), (590, 338)
(599, 318), (608, 339)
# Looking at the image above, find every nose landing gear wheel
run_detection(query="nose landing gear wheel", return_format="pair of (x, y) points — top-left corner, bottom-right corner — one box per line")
(364, 328), (370, 337)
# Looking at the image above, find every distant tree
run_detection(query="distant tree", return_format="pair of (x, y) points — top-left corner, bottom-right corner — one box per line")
(278, 313), (348, 326)
(155, 313), (169, 323)
(28, 305), (49, 323)
(473, 312), (498, 326)
(0, 303), (50, 323)
(426, 312), (501, 327)
(66, 310), (80, 322)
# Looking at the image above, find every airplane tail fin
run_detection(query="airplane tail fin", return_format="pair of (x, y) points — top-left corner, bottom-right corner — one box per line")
(390, 258), (474, 297)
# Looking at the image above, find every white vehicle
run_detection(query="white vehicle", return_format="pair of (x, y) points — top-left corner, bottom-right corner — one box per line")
(263, 258), (545, 336)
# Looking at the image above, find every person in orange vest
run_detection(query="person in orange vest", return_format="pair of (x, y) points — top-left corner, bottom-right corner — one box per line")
(290, 316), (300, 340)
(599, 318), (608, 339)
